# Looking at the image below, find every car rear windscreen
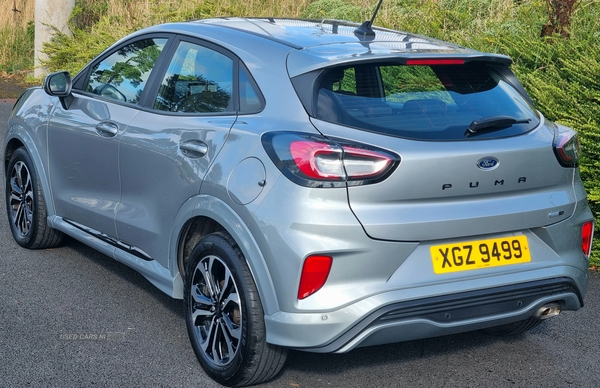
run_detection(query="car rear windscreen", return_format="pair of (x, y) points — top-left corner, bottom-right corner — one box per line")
(314, 62), (539, 141)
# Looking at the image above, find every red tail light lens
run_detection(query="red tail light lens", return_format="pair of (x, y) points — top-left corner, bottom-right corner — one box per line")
(290, 140), (343, 179)
(263, 132), (399, 187)
(553, 124), (580, 167)
(582, 221), (594, 258)
(298, 255), (332, 300)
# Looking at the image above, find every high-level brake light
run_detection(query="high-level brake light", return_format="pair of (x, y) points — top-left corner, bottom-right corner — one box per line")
(406, 59), (465, 66)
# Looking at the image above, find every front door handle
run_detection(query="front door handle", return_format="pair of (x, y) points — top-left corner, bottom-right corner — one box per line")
(180, 140), (208, 158)
(95, 121), (118, 137)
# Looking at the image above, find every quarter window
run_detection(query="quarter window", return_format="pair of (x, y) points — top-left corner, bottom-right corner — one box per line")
(239, 67), (262, 112)
(86, 38), (167, 104)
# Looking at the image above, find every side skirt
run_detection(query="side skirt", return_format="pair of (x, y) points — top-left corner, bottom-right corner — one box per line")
(48, 215), (183, 299)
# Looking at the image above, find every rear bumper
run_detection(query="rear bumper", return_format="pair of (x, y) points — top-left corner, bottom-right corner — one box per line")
(264, 270), (586, 353)
(255, 169), (593, 353)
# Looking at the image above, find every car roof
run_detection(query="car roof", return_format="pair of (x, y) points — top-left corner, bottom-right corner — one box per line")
(137, 18), (512, 76)
(195, 18), (459, 49)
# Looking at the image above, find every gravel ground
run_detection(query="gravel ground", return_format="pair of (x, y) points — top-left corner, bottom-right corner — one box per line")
(0, 72), (30, 99)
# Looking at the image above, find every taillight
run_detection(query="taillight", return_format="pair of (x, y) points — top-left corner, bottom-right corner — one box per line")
(582, 221), (594, 258)
(298, 255), (332, 300)
(262, 132), (399, 187)
(553, 124), (580, 167)
(289, 140), (343, 179)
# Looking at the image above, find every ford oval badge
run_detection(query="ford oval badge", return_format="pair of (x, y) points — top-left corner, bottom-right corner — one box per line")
(477, 157), (499, 170)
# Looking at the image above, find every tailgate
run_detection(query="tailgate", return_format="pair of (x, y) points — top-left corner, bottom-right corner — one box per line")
(314, 120), (576, 241)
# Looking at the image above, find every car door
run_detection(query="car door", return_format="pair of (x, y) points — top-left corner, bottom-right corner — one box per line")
(115, 38), (238, 267)
(47, 37), (169, 237)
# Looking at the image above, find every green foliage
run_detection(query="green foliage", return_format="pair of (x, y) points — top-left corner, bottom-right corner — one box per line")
(541, 0), (581, 36)
(71, 0), (109, 31)
(42, 18), (131, 75)
(150, 0), (233, 21)
(518, 48), (600, 266)
(301, 0), (365, 21)
(0, 21), (34, 73)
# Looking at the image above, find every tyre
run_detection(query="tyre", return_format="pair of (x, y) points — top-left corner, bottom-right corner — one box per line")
(481, 317), (543, 336)
(5, 147), (64, 249)
(184, 232), (287, 386)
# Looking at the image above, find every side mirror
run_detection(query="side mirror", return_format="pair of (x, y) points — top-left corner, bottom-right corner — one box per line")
(43, 71), (74, 109)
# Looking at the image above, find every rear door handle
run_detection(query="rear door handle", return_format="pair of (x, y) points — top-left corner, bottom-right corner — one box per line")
(95, 121), (119, 137)
(180, 140), (208, 158)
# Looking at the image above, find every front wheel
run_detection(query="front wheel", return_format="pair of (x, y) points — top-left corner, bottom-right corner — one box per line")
(184, 232), (287, 386)
(5, 147), (64, 249)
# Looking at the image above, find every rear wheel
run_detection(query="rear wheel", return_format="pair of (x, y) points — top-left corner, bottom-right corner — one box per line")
(184, 232), (287, 386)
(481, 317), (543, 336)
(6, 148), (64, 249)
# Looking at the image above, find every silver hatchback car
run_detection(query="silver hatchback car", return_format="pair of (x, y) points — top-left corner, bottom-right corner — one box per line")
(4, 17), (594, 386)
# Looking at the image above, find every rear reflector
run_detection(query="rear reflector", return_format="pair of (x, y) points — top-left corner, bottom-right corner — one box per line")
(582, 221), (594, 258)
(298, 255), (332, 300)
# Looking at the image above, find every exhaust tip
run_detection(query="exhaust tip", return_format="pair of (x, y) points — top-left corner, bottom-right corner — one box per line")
(534, 302), (562, 320)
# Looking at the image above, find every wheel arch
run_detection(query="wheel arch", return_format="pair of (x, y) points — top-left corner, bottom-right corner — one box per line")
(4, 126), (56, 218)
(170, 194), (280, 315)
(4, 137), (24, 174)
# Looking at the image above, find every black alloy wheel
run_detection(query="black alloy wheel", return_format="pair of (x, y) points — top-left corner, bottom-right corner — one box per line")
(184, 232), (287, 386)
(6, 147), (63, 249)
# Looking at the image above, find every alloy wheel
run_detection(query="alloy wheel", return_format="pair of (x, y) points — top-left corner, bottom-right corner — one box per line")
(189, 254), (242, 366)
(9, 161), (34, 237)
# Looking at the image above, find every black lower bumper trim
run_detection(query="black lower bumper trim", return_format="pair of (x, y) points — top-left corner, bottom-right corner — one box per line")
(378, 277), (581, 324)
(299, 277), (582, 353)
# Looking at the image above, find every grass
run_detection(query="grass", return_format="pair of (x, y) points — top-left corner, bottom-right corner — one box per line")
(0, 0), (34, 73)
(1, 0), (599, 267)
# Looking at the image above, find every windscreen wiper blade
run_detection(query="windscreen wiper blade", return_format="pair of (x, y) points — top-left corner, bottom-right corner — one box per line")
(466, 116), (532, 137)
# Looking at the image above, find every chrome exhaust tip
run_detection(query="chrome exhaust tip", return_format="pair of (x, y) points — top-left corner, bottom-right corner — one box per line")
(534, 302), (562, 320)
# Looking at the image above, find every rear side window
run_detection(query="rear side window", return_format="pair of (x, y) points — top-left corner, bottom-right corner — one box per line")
(315, 62), (539, 140)
(154, 41), (234, 113)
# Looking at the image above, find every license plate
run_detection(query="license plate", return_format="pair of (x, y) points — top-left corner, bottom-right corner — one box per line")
(430, 235), (531, 274)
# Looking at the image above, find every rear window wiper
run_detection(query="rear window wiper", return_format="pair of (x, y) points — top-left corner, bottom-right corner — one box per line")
(466, 116), (532, 137)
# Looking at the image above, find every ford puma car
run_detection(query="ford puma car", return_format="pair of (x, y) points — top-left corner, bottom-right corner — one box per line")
(3, 17), (594, 386)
